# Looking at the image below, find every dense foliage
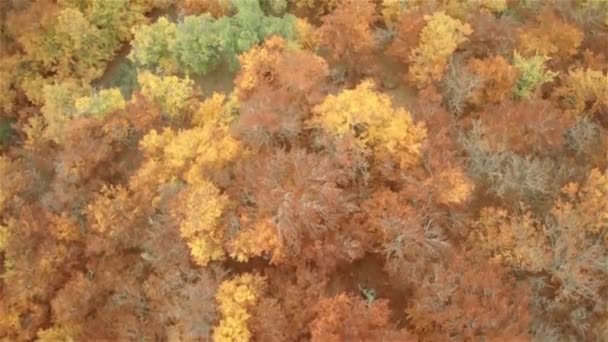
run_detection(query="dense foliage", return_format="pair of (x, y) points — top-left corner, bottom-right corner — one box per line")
(1, 1), (607, 341)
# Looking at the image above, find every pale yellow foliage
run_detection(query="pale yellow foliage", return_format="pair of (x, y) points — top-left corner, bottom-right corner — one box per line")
(475, 0), (507, 13)
(435, 168), (474, 206)
(37, 324), (81, 342)
(554, 68), (608, 117)
(296, 18), (320, 51)
(0, 156), (27, 214)
(519, 10), (583, 61)
(381, 0), (405, 30)
(408, 11), (472, 87)
(311, 80), (426, 169)
(74, 88), (126, 118)
(553, 169), (608, 239)
(0, 223), (8, 253)
(471, 207), (549, 272)
(176, 180), (229, 266)
(137, 71), (194, 118)
(135, 120), (240, 187)
(191, 93), (228, 126)
(23, 116), (47, 150)
(88, 185), (139, 236)
(40, 80), (90, 143)
(214, 273), (266, 342)
(228, 218), (284, 264)
(0, 55), (20, 114)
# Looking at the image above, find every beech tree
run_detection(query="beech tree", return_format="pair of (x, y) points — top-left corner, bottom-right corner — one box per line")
(408, 11), (472, 87)
(318, 0), (378, 77)
(310, 80), (427, 171)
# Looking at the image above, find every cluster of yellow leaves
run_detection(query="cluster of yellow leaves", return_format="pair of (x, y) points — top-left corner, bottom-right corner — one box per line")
(138, 71), (194, 118)
(518, 9), (583, 62)
(295, 18), (320, 51)
(128, 17), (178, 72)
(191, 92), (232, 127)
(408, 11), (472, 87)
(228, 218), (283, 263)
(172, 180), (229, 266)
(434, 168), (474, 207)
(311, 80), (427, 169)
(292, 0), (338, 17)
(135, 118), (240, 187)
(40, 81), (90, 144)
(0, 55), (20, 114)
(214, 273), (266, 342)
(0, 156), (27, 214)
(236, 37), (284, 96)
(552, 169), (608, 241)
(381, 0), (405, 30)
(467, 55), (518, 105)
(470, 207), (549, 272)
(554, 68), (608, 117)
(87, 185), (140, 237)
(27, 8), (107, 81)
(0, 223), (8, 253)
(74, 88), (126, 118)
(475, 0), (507, 13)
(36, 324), (81, 342)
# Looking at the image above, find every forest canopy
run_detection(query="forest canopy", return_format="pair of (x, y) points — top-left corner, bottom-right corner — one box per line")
(0, 0), (607, 341)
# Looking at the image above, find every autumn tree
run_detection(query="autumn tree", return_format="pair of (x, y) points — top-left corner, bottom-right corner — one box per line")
(170, 180), (230, 266)
(513, 51), (558, 99)
(466, 55), (518, 106)
(518, 8), (584, 65)
(476, 99), (574, 154)
(234, 36), (329, 147)
(387, 9), (427, 69)
(213, 273), (266, 342)
(132, 108), (240, 188)
(310, 293), (414, 342)
(310, 80), (427, 172)
(227, 149), (361, 268)
(554, 68), (608, 118)
(407, 251), (532, 340)
(355, 188), (450, 288)
(318, 0), (378, 78)
(137, 71), (195, 118)
(408, 11), (472, 87)
(129, 0), (297, 76)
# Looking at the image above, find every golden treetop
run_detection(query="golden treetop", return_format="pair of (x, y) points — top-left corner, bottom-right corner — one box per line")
(311, 80), (427, 169)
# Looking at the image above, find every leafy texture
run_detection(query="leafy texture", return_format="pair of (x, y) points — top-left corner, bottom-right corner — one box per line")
(513, 52), (558, 99)
(554, 68), (608, 117)
(171, 180), (229, 266)
(408, 11), (472, 87)
(214, 273), (266, 342)
(310, 80), (427, 170)
(137, 71), (194, 118)
(129, 0), (297, 75)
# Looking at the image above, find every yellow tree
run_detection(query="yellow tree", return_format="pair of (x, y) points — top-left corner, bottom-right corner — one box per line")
(554, 68), (608, 117)
(74, 88), (126, 118)
(214, 273), (266, 342)
(310, 80), (426, 170)
(408, 11), (472, 87)
(137, 71), (194, 118)
(133, 119), (240, 188)
(170, 180), (230, 266)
